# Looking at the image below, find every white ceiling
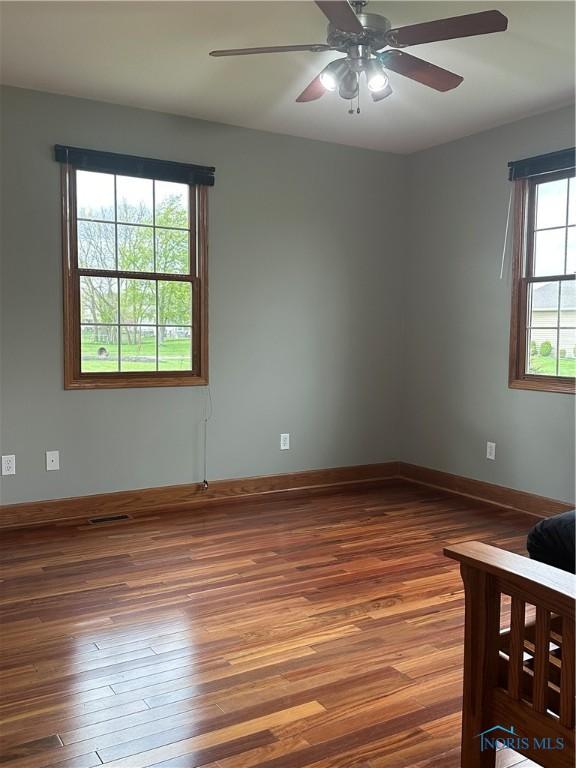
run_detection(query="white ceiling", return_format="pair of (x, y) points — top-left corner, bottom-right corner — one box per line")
(0, 1), (574, 153)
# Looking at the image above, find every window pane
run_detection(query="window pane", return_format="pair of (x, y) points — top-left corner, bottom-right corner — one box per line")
(559, 328), (576, 377)
(569, 179), (575, 226)
(117, 225), (154, 272)
(567, 227), (575, 274)
(156, 229), (189, 274)
(81, 325), (119, 372)
(119, 279), (156, 325)
(529, 281), (559, 328)
(80, 277), (118, 324)
(116, 176), (153, 225)
(560, 280), (576, 327)
(155, 181), (189, 229)
(76, 171), (114, 221)
(158, 281), (192, 326)
(533, 229), (565, 276)
(535, 178), (568, 230)
(158, 327), (192, 371)
(77, 221), (116, 270)
(120, 326), (157, 371)
(527, 328), (557, 376)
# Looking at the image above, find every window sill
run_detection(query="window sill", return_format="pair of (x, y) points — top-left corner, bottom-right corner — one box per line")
(509, 375), (575, 395)
(65, 373), (208, 390)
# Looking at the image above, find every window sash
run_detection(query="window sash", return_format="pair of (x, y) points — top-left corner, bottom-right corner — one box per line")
(517, 275), (575, 381)
(525, 170), (574, 280)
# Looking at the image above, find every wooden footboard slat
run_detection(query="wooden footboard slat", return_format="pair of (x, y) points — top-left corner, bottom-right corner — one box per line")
(508, 597), (525, 699)
(533, 606), (551, 712)
(560, 615), (575, 728)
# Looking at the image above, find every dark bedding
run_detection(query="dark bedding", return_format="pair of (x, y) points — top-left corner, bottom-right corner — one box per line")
(527, 509), (576, 574)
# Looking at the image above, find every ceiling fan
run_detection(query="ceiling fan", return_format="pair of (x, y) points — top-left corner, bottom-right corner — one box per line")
(209, 1), (508, 108)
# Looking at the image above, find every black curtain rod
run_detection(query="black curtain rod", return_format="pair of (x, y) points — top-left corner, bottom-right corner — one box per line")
(508, 147), (575, 181)
(55, 145), (215, 187)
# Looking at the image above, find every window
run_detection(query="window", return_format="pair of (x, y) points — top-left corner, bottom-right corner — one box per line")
(57, 146), (213, 389)
(509, 150), (575, 394)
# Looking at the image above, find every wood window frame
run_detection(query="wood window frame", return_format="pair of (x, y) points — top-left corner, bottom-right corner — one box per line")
(508, 169), (575, 395)
(61, 163), (208, 390)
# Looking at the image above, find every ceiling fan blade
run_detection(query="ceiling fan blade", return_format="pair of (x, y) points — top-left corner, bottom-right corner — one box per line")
(371, 83), (393, 102)
(296, 75), (326, 102)
(315, 1), (364, 34)
(385, 10), (508, 48)
(210, 44), (333, 57)
(378, 50), (463, 92)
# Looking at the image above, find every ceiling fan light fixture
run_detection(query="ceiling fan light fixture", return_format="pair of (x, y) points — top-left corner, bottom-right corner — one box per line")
(338, 69), (359, 100)
(364, 59), (389, 92)
(319, 71), (337, 92)
(318, 58), (349, 92)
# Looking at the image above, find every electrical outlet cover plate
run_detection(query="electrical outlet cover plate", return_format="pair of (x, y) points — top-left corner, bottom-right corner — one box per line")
(1, 455), (16, 475)
(280, 433), (290, 450)
(486, 441), (496, 461)
(46, 450), (60, 471)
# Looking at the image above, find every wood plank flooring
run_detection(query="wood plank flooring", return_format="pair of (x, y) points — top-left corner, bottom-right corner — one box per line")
(0, 481), (542, 768)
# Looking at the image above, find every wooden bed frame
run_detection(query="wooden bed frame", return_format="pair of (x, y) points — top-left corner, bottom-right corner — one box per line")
(444, 541), (575, 768)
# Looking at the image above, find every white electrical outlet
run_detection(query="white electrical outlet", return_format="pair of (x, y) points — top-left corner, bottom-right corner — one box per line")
(486, 441), (496, 461)
(1, 455), (16, 476)
(46, 450), (60, 471)
(280, 433), (290, 450)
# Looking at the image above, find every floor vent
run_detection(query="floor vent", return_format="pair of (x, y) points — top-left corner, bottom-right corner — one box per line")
(88, 514), (131, 525)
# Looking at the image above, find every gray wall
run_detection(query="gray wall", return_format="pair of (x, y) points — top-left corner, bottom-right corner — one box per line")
(402, 106), (575, 503)
(0, 86), (405, 504)
(1, 87), (574, 507)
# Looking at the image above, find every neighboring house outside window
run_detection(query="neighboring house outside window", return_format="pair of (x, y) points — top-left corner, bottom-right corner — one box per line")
(528, 281), (576, 376)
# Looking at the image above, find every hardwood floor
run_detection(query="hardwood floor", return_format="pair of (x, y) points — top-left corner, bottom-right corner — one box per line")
(0, 480), (542, 768)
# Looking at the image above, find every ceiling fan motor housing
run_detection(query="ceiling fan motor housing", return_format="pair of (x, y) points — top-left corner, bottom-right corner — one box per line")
(327, 13), (391, 53)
